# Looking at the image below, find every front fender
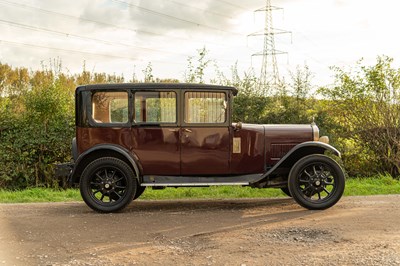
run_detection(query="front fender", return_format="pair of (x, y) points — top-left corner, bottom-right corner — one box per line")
(251, 141), (341, 184)
(70, 144), (141, 186)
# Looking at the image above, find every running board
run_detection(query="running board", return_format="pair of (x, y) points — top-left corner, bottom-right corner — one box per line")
(142, 182), (249, 187)
(141, 174), (263, 187)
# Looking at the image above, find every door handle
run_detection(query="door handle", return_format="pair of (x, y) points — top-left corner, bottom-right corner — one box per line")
(183, 128), (192, 133)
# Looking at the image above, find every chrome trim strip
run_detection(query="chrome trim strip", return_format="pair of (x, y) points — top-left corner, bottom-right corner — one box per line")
(141, 182), (249, 187)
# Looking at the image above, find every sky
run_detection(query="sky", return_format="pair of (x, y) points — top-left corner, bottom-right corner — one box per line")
(0, 0), (399, 87)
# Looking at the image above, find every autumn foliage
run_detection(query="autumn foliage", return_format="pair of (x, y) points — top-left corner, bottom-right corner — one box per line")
(1, 55), (399, 189)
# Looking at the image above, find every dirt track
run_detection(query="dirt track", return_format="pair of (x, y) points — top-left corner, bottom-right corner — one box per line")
(0, 195), (400, 265)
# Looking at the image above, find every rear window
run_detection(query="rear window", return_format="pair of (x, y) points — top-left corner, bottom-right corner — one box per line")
(92, 91), (129, 124)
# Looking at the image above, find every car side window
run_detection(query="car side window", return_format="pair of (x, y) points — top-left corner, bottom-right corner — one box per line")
(134, 91), (176, 123)
(92, 91), (129, 124)
(184, 91), (227, 124)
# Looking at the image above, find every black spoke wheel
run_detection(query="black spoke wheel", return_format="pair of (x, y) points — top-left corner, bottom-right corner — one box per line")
(80, 157), (137, 213)
(288, 154), (345, 210)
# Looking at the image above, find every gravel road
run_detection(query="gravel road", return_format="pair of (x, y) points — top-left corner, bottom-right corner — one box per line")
(0, 195), (399, 265)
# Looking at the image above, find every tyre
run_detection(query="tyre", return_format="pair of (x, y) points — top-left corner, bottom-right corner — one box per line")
(281, 187), (292, 197)
(134, 183), (146, 200)
(288, 154), (345, 210)
(80, 157), (137, 213)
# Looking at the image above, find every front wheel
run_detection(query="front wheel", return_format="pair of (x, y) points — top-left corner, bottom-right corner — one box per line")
(280, 187), (292, 197)
(288, 154), (345, 210)
(80, 157), (137, 213)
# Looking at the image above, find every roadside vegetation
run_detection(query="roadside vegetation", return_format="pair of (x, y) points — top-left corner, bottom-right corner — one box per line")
(0, 175), (399, 203)
(1, 49), (400, 192)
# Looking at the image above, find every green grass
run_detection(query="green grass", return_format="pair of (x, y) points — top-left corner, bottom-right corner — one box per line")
(344, 175), (400, 196)
(0, 188), (81, 203)
(0, 175), (399, 203)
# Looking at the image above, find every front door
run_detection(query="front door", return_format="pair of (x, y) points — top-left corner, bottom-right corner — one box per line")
(180, 91), (231, 175)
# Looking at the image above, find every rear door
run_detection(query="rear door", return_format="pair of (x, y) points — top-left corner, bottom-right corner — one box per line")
(131, 90), (180, 175)
(180, 90), (231, 175)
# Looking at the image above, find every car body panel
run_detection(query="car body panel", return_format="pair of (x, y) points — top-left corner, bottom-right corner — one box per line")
(66, 83), (337, 186)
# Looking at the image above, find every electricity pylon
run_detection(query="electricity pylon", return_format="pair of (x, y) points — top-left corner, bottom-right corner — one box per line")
(248, 0), (290, 96)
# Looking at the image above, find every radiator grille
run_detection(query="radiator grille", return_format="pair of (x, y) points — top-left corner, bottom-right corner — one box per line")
(270, 143), (296, 160)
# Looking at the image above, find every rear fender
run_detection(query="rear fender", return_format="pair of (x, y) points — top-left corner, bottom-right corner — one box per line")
(70, 144), (141, 186)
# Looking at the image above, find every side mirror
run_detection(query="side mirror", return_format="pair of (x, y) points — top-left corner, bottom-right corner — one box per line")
(234, 122), (242, 131)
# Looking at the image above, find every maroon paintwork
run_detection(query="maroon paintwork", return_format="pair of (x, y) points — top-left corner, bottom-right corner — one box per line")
(264, 125), (313, 165)
(72, 83), (317, 178)
(77, 123), (313, 176)
(61, 83), (347, 213)
(181, 127), (230, 175)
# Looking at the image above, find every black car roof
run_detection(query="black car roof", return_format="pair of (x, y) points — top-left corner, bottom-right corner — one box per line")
(76, 83), (238, 96)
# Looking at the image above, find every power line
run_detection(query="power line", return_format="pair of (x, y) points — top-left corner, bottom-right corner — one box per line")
(111, 0), (244, 36)
(165, 0), (235, 20)
(0, 18), (251, 66)
(0, 0), (247, 49)
(0, 39), (139, 61)
(0, 18), (190, 57)
(0, 39), (189, 66)
(0, 1), (255, 70)
(214, 0), (254, 12)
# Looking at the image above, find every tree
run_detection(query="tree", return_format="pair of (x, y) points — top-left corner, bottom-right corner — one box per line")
(184, 47), (212, 83)
(319, 56), (400, 177)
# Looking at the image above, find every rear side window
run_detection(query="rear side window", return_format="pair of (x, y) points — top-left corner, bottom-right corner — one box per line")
(92, 91), (129, 124)
(134, 91), (176, 123)
(184, 92), (227, 124)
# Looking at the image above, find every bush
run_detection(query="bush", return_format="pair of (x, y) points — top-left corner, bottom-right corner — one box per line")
(319, 56), (400, 177)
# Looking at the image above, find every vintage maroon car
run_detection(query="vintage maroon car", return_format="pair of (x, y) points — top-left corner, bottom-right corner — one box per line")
(57, 83), (345, 212)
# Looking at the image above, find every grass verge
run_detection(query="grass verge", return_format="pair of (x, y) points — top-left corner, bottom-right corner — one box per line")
(0, 175), (399, 203)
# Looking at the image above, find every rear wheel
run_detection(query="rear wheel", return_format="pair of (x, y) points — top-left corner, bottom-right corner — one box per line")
(134, 184), (146, 200)
(80, 157), (137, 213)
(288, 154), (345, 210)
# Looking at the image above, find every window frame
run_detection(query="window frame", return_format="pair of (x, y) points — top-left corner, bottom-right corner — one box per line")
(181, 90), (230, 127)
(132, 89), (179, 127)
(88, 90), (132, 128)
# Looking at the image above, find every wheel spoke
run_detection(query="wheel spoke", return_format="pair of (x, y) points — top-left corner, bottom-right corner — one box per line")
(96, 173), (104, 181)
(299, 178), (309, 183)
(114, 176), (125, 183)
(92, 190), (101, 195)
(111, 191), (122, 200)
(313, 166), (318, 176)
(302, 185), (315, 197)
(100, 194), (105, 202)
(304, 169), (312, 177)
(109, 170), (116, 179)
(90, 182), (102, 187)
(323, 188), (331, 195)
(325, 178), (334, 185)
